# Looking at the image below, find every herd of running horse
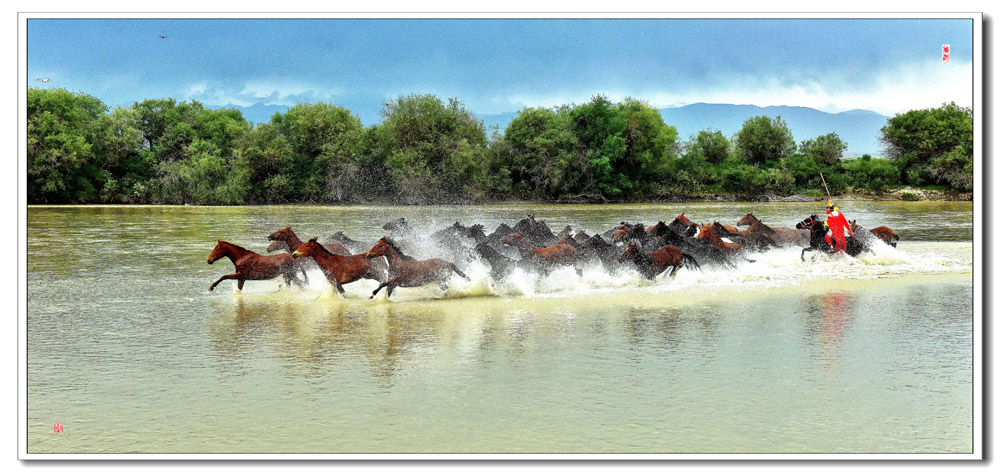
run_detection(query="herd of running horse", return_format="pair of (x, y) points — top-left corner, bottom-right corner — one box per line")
(206, 212), (901, 299)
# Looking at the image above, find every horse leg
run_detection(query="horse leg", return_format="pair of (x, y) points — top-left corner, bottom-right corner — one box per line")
(237, 279), (245, 291)
(370, 282), (388, 299)
(209, 274), (239, 291)
(283, 272), (305, 289)
(334, 281), (346, 296)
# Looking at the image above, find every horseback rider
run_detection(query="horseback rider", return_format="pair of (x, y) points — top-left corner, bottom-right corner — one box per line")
(824, 201), (853, 253)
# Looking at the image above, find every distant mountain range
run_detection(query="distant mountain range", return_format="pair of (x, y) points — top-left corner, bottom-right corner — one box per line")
(224, 102), (891, 157)
(477, 103), (891, 157)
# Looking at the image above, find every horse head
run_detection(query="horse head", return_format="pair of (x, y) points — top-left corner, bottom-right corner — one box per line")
(268, 226), (294, 241)
(676, 213), (694, 227)
(462, 224), (487, 241)
(266, 239), (289, 253)
(611, 227), (629, 243)
(500, 232), (527, 246)
(365, 237), (394, 259)
(291, 237), (321, 259)
(695, 224), (713, 239)
(619, 241), (641, 262)
(207, 239), (228, 264)
(736, 213), (758, 227)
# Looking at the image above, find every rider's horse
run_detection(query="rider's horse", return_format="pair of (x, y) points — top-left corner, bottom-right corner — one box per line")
(795, 215), (864, 261)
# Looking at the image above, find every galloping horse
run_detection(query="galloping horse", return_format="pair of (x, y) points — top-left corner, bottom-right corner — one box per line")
(207, 240), (304, 291)
(365, 237), (469, 299)
(695, 224), (742, 254)
(667, 213), (698, 237)
(796, 215), (864, 260)
(710, 221), (777, 252)
(736, 212), (809, 246)
(619, 242), (701, 280)
(500, 231), (579, 270)
(850, 220), (900, 248)
(291, 238), (385, 295)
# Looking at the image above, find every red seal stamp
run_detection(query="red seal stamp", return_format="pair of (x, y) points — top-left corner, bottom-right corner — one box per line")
(53, 423), (63, 433)
(943, 44), (950, 64)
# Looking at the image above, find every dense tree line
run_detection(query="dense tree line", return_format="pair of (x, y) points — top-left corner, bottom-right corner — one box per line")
(27, 88), (973, 204)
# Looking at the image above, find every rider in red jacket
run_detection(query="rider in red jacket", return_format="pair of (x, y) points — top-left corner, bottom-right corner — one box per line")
(824, 201), (853, 252)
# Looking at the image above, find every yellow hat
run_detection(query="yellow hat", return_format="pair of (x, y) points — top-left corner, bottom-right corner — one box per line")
(827, 200), (833, 206)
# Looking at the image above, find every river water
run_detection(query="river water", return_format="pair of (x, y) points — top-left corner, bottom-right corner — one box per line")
(25, 202), (974, 454)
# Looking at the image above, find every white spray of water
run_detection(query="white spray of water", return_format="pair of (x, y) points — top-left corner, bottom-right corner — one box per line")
(220, 238), (970, 303)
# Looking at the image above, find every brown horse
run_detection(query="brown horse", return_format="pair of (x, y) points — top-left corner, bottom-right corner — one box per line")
(207, 240), (304, 291)
(619, 242), (701, 280)
(711, 221), (778, 252)
(850, 220), (900, 248)
(500, 231), (578, 267)
(291, 238), (383, 295)
(365, 237), (469, 299)
(736, 212), (809, 246)
(695, 224), (742, 254)
(667, 213), (698, 237)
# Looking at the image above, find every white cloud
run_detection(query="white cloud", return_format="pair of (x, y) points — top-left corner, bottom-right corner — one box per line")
(181, 80), (337, 108)
(238, 80), (336, 106)
(490, 59), (973, 116)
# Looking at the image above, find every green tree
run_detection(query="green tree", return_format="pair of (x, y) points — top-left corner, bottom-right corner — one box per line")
(570, 95), (628, 195)
(735, 115), (795, 165)
(880, 102), (973, 187)
(27, 88), (107, 202)
(618, 97), (678, 188)
(799, 132), (847, 166)
(687, 129), (730, 164)
(501, 106), (584, 197)
(270, 102), (364, 201)
(842, 156), (899, 193)
(373, 94), (489, 201)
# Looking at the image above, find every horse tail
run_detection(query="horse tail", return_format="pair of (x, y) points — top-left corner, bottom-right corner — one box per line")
(682, 253), (702, 272)
(451, 264), (470, 280)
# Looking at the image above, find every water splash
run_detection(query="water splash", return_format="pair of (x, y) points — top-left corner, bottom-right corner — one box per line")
(213, 236), (970, 303)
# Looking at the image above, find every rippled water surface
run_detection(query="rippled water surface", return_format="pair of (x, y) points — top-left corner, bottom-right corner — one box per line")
(26, 202), (974, 454)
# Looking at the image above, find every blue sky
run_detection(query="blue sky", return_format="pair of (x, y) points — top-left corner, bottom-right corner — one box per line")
(26, 17), (974, 124)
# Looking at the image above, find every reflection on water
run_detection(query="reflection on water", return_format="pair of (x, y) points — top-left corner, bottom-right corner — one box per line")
(803, 292), (855, 371)
(26, 204), (974, 454)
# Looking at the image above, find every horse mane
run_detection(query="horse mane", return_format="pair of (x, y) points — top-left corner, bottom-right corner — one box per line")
(219, 240), (252, 253)
(306, 237), (337, 258)
(750, 219), (774, 233)
(382, 237), (415, 261)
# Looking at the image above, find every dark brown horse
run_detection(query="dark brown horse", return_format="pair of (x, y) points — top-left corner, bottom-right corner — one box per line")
(667, 213), (698, 237)
(710, 221), (778, 252)
(850, 220), (900, 248)
(365, 237), (469, 299)
(736, 212), (809, 246)
(207, 240), (304, 291)
(619, 242), (701, 280)
(291, 238), (383, 295)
